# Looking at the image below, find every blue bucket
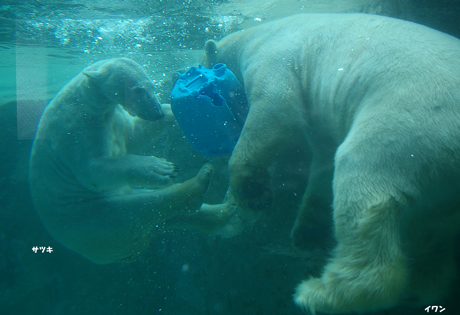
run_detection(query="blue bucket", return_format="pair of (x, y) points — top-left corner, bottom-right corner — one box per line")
(170, 63), (248, 156)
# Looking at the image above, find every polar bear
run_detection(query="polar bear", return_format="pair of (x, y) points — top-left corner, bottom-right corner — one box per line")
(203, 14), (460, 313)
(29, 58), (236, 265)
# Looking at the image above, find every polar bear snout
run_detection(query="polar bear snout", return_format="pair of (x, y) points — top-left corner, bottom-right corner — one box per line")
(124, 86), (164, 121)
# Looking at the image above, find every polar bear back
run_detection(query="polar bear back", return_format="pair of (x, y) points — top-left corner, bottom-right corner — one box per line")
(207, 13), (460, 144)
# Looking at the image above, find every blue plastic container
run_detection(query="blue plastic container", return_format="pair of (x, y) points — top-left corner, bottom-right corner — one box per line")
(170, 63), (248, 156)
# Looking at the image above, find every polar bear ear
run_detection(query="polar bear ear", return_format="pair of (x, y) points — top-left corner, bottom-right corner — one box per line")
(82, 68), (109, 83)
(205, 40), (218, 67)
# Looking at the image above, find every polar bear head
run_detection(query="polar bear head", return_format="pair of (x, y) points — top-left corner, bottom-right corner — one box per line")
(83, 58), (163, 121)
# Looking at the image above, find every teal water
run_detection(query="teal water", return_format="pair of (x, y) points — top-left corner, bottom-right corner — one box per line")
(0, 0), (235, 104)
(0, 2), (308, 314)
(1, 1), (460, 315)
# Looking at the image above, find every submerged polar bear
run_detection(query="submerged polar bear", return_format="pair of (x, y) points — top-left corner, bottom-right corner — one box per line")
(203, 14), (460, 313)
(30, 58), (236, 264)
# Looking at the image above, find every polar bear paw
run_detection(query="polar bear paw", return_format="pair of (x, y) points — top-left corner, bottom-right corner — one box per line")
(195, 163), (214, 188)
(294, 260), (407, 314)
(294, 278), (341, 315)
(294, 276), (383, 314)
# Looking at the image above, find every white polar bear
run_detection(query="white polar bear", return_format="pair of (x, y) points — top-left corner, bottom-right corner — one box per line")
(203, 14), (460, 313)
(29, 58), (236, 264)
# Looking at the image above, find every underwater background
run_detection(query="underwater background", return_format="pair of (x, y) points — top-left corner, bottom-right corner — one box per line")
(1, 0), (460, 314)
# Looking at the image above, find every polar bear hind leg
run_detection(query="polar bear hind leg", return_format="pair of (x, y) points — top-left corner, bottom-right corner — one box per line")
(43, 164), (214, 264)
(294, 115), (420, 313)
(295, 196), (409, 314)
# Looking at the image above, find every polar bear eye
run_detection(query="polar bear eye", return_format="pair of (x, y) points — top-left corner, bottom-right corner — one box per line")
(131, 86), (145, 94)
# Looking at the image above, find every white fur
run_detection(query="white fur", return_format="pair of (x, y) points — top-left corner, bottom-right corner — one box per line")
(204, 14), (460, 313)
(30, 58), (215, 264)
